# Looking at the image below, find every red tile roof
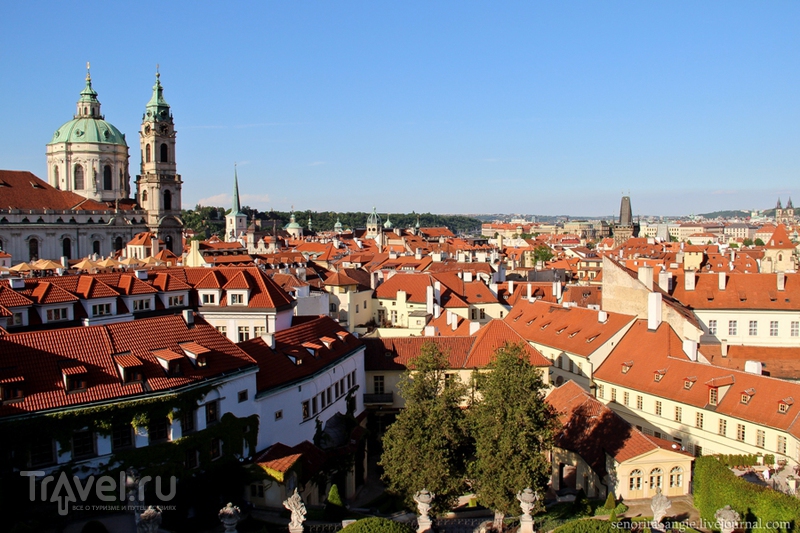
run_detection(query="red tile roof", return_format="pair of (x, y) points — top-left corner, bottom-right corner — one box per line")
(0, 171), (109, 211)
(670, 272), (800, 310)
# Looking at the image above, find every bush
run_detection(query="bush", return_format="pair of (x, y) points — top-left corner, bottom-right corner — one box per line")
(603, 492), (616, 510)
(325, 484), (347, 521)
(571, 489), (592, 517)
(341, 518), (415, 533)
(608, 510), (617, 523)
(554, 519), (616, 533)
(694, 456), (800, 532)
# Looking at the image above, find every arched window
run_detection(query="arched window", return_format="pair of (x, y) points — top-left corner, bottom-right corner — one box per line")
(54, 166), (60, 189)
(119, 169), (125, 190)
(165, 235), (173, 252)
(649, 468), (663, 490)
(669, 466), (683, 488)
(62, 238), (71, 260)
(103, 165), (112, 190)
(629, 469), (642, 491)
(142, 190), (148, 203)
(146, 144), (151, 163)
(160, 143), (168, 163)
(114, 237), (123, 252)
(164, 190), (172, 210)
(29, 239), (39, 261)
(93, 240), (101, 256)
(778, 254), (783, 262)
(74, 164), (84, 190)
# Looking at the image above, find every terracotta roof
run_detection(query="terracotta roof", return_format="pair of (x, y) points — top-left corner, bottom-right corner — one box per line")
(0, 286), (33, 308)
(325, 271), (361, 287)
(504, 299), (634, 357)
(671, 272), (800, 310)
(594, 320), (800, 439)
(151, 272), (192, 292)
(703, 344), (800, 379)
(374, 273), (433, 303)
(765, 224), (794, 249)
(0, 170), (109, 211)
(254, 440), (326, 482)
(0, 314), (256, 416)
(76, 276), (119, 299)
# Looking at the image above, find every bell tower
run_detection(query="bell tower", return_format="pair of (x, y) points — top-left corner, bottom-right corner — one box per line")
(135, 68), (183, 252)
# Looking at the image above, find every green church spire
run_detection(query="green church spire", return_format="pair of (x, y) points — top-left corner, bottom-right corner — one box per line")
(144, 66), (171, 122)
(79, 62), (99, 103)
(232, 164), (243, 215)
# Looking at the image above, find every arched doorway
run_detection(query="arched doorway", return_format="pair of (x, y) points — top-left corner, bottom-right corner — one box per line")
(62, 238), (72, 260)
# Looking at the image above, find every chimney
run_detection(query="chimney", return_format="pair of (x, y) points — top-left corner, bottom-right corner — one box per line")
(426, 285), (435, 315)
(721, 340), (728, 357)
(446, 310), (453, 326)
(730, 249), (736, 262)
(463, 271), (473, 283)
(598, 310), (608, 323)
(718, 272), (726, 291)
(657, 270), (670, 292)
(684, 272), (695, 291)
(647, 292), (662, 330)
(744, 360), (763, 375)
(682, 339), (698, 362)
(434, 281), (442, 305)
(778, 271), (786, 291)
(638, 266), (654, 290)
(261, 332), (276, 349)
(182, 309), (195, 328)
(451, 315), (458, 331)
(508, 280), (514, 296)
(469, 321), (481, 335)
(433, 304), (440, 319)
(424, 325), (436, 337)
(527, 283), (533, 300)
(415, 248), (422, 260)
(554, 281), (562, 300)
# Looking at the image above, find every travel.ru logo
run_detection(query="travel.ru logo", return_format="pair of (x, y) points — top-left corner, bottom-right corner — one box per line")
(21, 470), (176, 516)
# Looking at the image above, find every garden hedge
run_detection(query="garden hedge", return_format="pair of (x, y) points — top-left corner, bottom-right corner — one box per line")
(341, 517), (415, 533)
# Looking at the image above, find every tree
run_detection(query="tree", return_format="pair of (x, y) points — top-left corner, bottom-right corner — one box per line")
(379, 342), (472, 514)
(533, 245), (554, 265)
(469, 343), (560, 526)
(754, 238), (765, 246)
(743, 238), (754, 246)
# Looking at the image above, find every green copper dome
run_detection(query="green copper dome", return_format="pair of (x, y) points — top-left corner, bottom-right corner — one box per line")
(286, 212), (303, 230)
(49, 117), (127, 146)
(48, 66), (127, 147)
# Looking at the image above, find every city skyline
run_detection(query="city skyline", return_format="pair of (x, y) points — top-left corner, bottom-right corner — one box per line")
(2, 2), (799, 216)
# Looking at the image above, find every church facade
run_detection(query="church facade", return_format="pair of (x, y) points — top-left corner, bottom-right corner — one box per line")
(0, 66), (182, 262)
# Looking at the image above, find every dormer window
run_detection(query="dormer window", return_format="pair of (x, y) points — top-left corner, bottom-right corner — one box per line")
(621, 361), (633, 374)
(779, 397), (794, 414)
(180, 342), (210, 367)
(168, 295), (185, 307)
(741, 388), (755, 404)
(230, 293), (244, 305)
(586, 335), (599, 343)
(654, 369), (666, 382)
(202, 293), (217, 305)
(684, 377), (696, 390)
(709, 388), (718, 406)
(541, 322), (550, 330)
(0, 372), (24, 403)
(556, 327), (567, 335)
(114, 354), (144, 384)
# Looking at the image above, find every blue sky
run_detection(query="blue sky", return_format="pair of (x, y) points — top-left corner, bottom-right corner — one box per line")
(2, 2), (798, 216)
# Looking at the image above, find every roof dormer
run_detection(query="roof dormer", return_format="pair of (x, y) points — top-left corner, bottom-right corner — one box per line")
(61, 363), (88, 393)
(153, 349), (185, 376)
(621, 361), (633, 374)
(654, 369), (666, 382)
(114, 353), (144, 384)
(741, 388), (756, 404)
(180, 342), (210, 368)
(684, 376), (697, 390)
(779, 397), (794, 414)
(0, 369), (24, 403)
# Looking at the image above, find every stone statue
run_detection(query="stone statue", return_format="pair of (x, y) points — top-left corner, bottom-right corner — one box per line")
(650, 489), (671, 531)
(714, 506), (740, 533)
(136, 506), (162, 533)
(219, 502), (242, 533)
(414, 489), (435, 533)
(517, 488), (539, 533)
(283, 488), (307, 533)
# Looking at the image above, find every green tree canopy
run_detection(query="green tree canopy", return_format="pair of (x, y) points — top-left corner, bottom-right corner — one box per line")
(469, 342), (560, 518)
(533, 245), (554, 265)
(742, 237), (754, 246)
(754, 238), (765, 246)
(379, 342), (472, 514)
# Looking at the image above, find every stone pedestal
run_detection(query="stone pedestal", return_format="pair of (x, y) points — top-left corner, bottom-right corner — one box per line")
(283, 489), (307, 533)
(136, 506), (162, 533)
(219, 502), (242, 533)
(517, 488), (538, 533)
(715, 506), (740, 533)
(414, 489), (435, 533)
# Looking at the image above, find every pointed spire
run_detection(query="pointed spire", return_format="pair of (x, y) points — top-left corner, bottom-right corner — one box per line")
(79, 61), (98, 101)
(145, 66), (171, 122)
(232, 164), (242, 215)
(308, 214), (313, 231)
(777, 198), (783, 210)
(788, 197), (794, 209)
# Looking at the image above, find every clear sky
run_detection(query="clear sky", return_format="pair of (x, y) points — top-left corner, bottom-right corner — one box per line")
(2, 2), (798, 217)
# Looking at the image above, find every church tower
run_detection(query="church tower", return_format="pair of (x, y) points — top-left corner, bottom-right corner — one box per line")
(225, 167), (247, 241)
(135, 69), (183, 252)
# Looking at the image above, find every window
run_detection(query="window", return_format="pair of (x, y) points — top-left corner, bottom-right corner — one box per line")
(30, 439), (55, 466)
(205, 401), (219, 425)
(669, 467), (683, 488)
(11, 313), (23, 326)
(636, 395), (643, 410)
(792, 321), (799, 337)
(72, 430), (95, 459)
(160, 143), (169, 163)
(597, 384), (604, 399)
(327, 387), (332, 405)
(185, 449), (199, 469)
(709, 388), (718, 406)
(684, 380), (694, 390)
(103, 165), (112, 190)
(757, 429), (765, 448)
(168, 295), (184, 307)
(568, 360), (574, 373)
(694, 445), (703, 457)
(480, 308), (486, 320)
(146, 144), (151, 163)
(250, 483), (265, 499)
(112, 422), (133, 450)
(355, 304), (359, 313)
(29, 238), (39, 262)
(275, 410), (283, 421)
(254, 326), (266, 337)
(142, 189), (148, 203)
(66, 374), (87, 392)
(238, 390), (248, 403)
(655, 401), (662, 416)
(46, 308), (69, 322)
(749, 320), (758, 336)
(132, 299), (151, 311)
(611, 388), (617, 402)
(736, 423), (745, 442)
(675, 406), (682, 423)
(629, 469), (642, 491)
(728, 320), (738, 336)
(623, 391), (629, 406)
(302, 401), (310, 420)
(708, 319), (717, 335)
(216, 325), (227, 336)
(164, 190), (172, 210)
(181, 410), (195, 434)
(62, 237), (72, 260)
(93, 240), (101, 255)
(312, 396), (318, 415)
(210, 437), (221, 459)
(649, 468), (663, 490)
(74, 164), (84, 189)
(778, 435), (787, 454)
(718, 419), (727, 436)
(2, 383), (23, 402)
(390, 310), (397, 323)
(202, 293), (217, 305)
(230, 293), (244, 305)
(124, 367), (143, 383)
(770, 321), (779, 337)
(149, 418), (170, 443)
(696, 412), (704, 429)
(238, 326), (250, 342)
(741, 394), (751, 405)
(92, 303), (112, 317)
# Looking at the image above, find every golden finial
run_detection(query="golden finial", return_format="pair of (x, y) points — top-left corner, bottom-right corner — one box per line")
(86, 61), (91, 82)
(156, 63), (160, 79)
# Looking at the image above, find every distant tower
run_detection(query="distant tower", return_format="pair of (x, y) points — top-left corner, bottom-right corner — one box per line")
(135, 68), (183, 252)
(47, 64), (130, 203)
(307, 214), (313, 232)
(225, 166), (247, 241)
(366, 207), (381, 239)
(383, 213), (393, 230)
(612, 194), (639, 246)
(619, 196), (633, 227)
(787, 197), (795, 221)
(285, 210), (303, 239)
(334, 216), (343, 234)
